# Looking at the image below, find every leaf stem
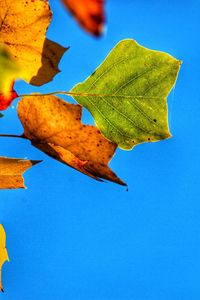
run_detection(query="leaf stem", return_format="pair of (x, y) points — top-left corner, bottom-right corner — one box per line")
(16, 91), (163, 99)
(17, 91), (73, 98)
(0, 134), (26, 139)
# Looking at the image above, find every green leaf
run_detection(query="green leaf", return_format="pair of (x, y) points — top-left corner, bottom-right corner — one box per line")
(71, 39), (181, 150)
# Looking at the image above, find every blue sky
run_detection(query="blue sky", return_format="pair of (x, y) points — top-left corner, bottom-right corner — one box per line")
(0, 0), (200, 299)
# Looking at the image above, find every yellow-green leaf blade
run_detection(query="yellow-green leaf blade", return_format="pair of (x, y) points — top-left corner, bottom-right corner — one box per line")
(0, 46), (21, 95)
(71, 39), (181, 149)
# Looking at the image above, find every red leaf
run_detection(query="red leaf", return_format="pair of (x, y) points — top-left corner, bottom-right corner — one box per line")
(61, 0), (105, 36)
(0, 82), (18, 111)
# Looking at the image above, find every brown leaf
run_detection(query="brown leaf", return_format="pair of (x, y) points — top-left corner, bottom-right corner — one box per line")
(0, 157), (41, 189)
(0, 0), (67, 86)
(18, 95), (126, 185)
(61, 0), (105, 36)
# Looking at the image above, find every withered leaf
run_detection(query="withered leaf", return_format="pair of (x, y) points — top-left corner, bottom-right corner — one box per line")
(0, 0), (67, 86)
(0, 224), (9, 292)
(61, 0), (105, 36)
(18, 95), (126, 185)
(0, 157), (41, 189)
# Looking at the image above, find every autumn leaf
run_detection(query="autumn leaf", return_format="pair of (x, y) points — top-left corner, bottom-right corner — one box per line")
(71, 39), (181, 149)
(0, 224), (9, 292)
(61, 0), (105, 36)
(0, 0), (67, 86)
(0, 157), (41, 189)
(0, 46), (20, 110)
(0, 80), (18, 111)
(18, 95), (126, 185)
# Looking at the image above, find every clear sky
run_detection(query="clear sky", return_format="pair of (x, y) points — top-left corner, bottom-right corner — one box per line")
(0, 0), (200, 299)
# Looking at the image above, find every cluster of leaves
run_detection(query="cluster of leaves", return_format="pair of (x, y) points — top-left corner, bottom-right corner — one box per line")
(0, 0), (181, 291)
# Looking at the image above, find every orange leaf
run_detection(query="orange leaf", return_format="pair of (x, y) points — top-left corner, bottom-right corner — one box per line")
(61, 0), (105, 36)
(18, 95), (126, 185)
(0, 0), (67, 86)
(0, 157), (41, 189)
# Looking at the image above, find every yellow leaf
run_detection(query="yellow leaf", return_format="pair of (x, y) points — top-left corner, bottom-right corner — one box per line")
(0, 0), (67, 86)
(0, 157), (41, 189)
(0, 224), (9, 293)
(18, 95), (126, 185)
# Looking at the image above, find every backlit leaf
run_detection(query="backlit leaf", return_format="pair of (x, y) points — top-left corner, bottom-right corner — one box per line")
(0, 0), (67, 86)
(71, 39), (181, 149)
(18, 95), (126, 185)
(61, 0), (105, 36)
(0, 157), (41, 189)
(0, 224), (9, 292)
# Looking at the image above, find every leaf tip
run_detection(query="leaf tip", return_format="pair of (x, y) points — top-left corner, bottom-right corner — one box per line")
(175, 59), (182, 70)
(164, 130), (172, 140)
(31, 160), (42, 166)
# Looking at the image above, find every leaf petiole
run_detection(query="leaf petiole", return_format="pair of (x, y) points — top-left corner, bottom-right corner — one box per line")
(16, 91), (163, 99)
(0, 134), (26, 139)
